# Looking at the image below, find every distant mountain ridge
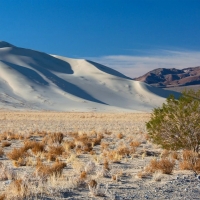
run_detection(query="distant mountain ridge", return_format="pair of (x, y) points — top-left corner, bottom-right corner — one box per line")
(134, 66), (200, 88)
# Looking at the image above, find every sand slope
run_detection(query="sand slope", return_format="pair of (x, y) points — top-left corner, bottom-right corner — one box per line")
(0, 41), (180, 112)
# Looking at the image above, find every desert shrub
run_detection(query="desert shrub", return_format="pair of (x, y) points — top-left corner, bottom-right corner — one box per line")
(146, 89), (200, 152)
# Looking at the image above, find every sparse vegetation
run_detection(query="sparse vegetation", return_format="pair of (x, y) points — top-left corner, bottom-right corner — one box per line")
(0, 112), (197, 199)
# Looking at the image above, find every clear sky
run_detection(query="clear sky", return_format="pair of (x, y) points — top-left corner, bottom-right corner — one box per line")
(0, 0), (200, 77)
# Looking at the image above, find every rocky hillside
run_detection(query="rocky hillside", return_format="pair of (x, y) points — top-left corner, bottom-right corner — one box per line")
(134, 66), (200, 88)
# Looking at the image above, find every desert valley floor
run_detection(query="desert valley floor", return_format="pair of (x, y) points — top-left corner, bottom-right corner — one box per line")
(0, 111), (200, 200)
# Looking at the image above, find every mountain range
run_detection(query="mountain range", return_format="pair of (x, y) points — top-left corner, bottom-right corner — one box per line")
(134, 67), (200, 88)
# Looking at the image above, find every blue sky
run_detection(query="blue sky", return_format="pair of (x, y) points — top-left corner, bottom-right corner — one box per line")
(0, 0), (200, 77)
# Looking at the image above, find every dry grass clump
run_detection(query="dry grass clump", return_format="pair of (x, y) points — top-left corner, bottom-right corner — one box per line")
(0, 194), (6, 200)
(43, 132), (64, 145)
(6, 179), (29, 199)
(136, 171), (150, 179)
(145, 158), (175, 174)
(6, 147), (28, 161)
(170, 151), (179, 160)
(0, 132), (9, 140)
(1, 141), (11, 148)
(104, 150), (122, 163)
(35, 159), (66, 178)
(117, 133), (123, 139)
(117, 146), (131, 156)
(160, 150), (170, 158)
(100, 142), (109, 151)
(0, 132), (23, 141)
(13, 157), (27, 167)
(48, 145), (64, 156)
(62, 140), (76, 151)
(31, 142), (45, 155)
(130, 141), (141, 148)
(80, 171), (87, 180)
(179, 150), (200, 173)
(104, 130), (112, 135)
(0, 163), (16, 180)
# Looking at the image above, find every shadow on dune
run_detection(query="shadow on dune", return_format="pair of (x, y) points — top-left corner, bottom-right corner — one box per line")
(7, 47), (74, 74)
(141, 83), (181, 99)
(28, 63), (108, 105)
(86, 60), (132, 80)
(0, 60), (49, 86)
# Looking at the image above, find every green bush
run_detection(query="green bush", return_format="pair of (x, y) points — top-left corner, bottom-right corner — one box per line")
(146, 89), (200, 152)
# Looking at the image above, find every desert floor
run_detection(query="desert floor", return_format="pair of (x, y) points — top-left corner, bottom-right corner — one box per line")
(0, 111), (199, 200)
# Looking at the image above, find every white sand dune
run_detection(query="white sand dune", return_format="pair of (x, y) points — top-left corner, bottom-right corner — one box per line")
(0, 41), (180, 112)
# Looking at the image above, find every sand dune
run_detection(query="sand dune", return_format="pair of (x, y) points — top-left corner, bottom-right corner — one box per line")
(0, 41), (180, 112)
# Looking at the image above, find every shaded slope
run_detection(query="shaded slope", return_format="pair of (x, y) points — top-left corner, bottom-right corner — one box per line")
(134, 67), (200, 87)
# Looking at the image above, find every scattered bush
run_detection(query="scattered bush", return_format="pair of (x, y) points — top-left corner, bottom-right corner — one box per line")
(146, 89), (200, 152)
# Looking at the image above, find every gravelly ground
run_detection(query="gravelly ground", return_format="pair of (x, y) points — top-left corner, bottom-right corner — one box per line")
(0, 111), (199, 200)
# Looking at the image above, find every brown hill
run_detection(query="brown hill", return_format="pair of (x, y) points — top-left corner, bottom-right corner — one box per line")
(134, 66), (200, 88)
